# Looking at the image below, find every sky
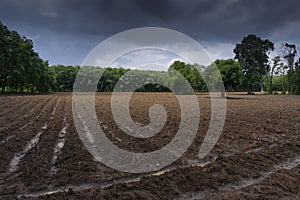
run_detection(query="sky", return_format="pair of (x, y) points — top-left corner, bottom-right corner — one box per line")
(1, 0), (300, 68)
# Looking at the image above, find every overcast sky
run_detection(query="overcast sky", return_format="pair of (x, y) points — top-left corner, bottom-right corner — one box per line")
(1, 0), (300, 67)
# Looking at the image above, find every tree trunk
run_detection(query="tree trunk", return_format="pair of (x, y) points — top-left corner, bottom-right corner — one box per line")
(282, 72), (286, 94)
(269, 68), (275, 94)
(221, 90), (225, 98)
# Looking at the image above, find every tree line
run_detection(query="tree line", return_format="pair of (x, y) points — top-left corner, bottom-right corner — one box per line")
(0, 21), (299, 94)
(0, 22), (49, 93)
(233, 34), (300, 94)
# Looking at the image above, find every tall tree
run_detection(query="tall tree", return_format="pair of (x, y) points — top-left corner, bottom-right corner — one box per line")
(294, 58), (300, 94)
(0, 22), (10, 92)
(0, 21), (48, 93)
(234, 34), (274, 94)
(282, 43), (297, 93)
(268, 56), (282, 94)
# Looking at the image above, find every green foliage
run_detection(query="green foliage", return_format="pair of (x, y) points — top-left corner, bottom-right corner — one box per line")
(1, 22), (297, 95)
(48, 65), (79, 92)
(71, 61), (206, 93)
(203, 63), (223, 91)
(168, 61), (205, 92)
(73, 66), (170, 92)
(270, 76), (284, 92)
(283, 43), (298, 94)
(0, 21), (49, 93)
(234, 34), (274, 93)
(214, 59), (243, 91)
(294, 60), (300, 94)
(98, 67), (129, 92)
(268, 56), (282, 94)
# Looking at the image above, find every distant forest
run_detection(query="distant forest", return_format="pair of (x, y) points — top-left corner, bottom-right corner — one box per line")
(1, 21), (299, 94)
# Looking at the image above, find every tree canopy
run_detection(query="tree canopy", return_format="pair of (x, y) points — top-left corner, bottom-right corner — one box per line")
(214, 59), (242, 91)
(0, 21), (49, 93)
(234, 34), (274, 93)
(1, 21), (300, 95)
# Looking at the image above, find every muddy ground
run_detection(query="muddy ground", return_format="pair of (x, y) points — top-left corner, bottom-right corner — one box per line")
(0, 93), (299, 199)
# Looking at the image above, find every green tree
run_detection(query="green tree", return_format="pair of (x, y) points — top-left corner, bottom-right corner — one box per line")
(0, 22), (10, 92)
(294, 58), (300, 94)
(270, 76), (283, 92)
(168, 61), (205, 92)
(49, 65), (79, 92)
(282, 43), (297, 94)
(268, 56), (282, 94)
(98, 67), (129, 92)
(214, 59), (243, 91)
(203, 63), (224, 96)
(234, 34), (274, 94)
(0, 21), (48, 93)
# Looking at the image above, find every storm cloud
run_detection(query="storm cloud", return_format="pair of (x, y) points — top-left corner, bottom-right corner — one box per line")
(1, 0), (300, 65)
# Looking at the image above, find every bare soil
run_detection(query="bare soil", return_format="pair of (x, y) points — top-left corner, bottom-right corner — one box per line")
(0, 93), (299, 199)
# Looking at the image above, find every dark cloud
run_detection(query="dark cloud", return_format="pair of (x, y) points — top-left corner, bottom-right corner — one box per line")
(1, 0), (300, 65)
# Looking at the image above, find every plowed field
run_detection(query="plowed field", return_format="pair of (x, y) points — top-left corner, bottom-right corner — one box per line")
(0, 93), (299, 199)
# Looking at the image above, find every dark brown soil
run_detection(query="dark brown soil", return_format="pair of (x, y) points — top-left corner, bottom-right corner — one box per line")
(0, 93), (299, 199)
